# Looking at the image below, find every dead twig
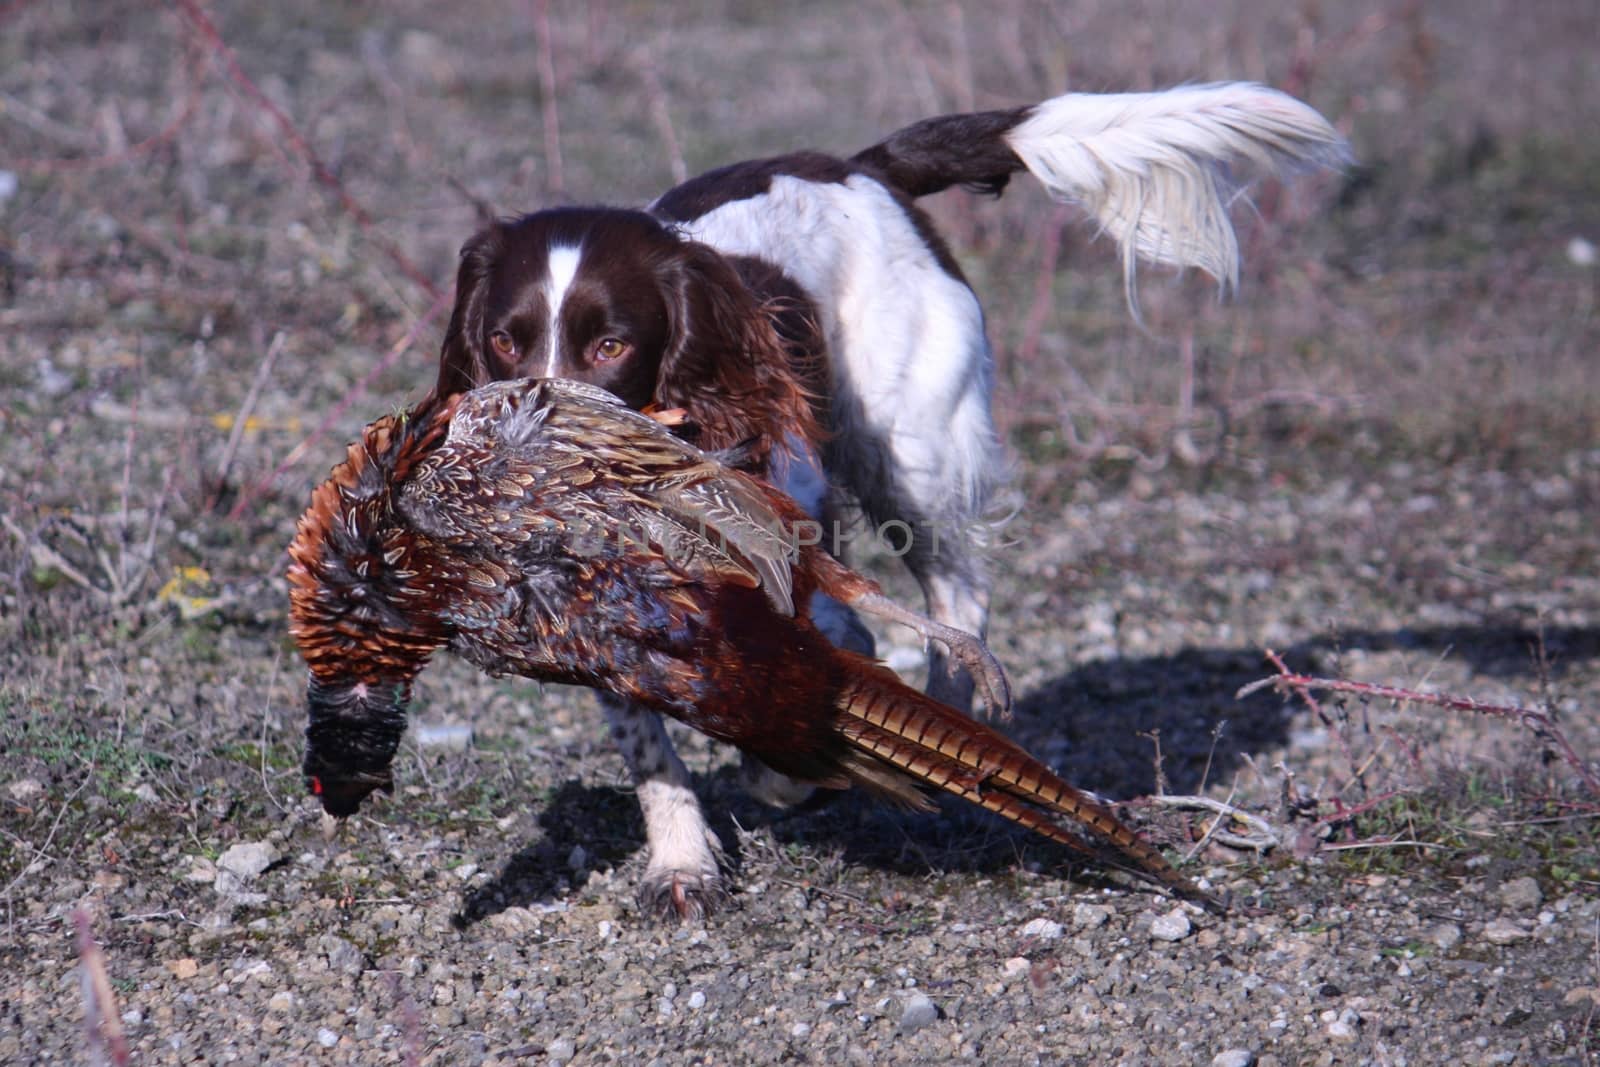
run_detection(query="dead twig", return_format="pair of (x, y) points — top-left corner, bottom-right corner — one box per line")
(9, 21), (208, 175)
(1317, 839), (1451, 854)
(75, 908), (130, 1067)
(210, 330), (286, 509)
(531, 0), (564, 196)
(169, 0), (441, 299)
(1015, 204), (1073, 365)
(1145, 793), (1280, 853)
(1242, 650), (1600, 797)
(1258, 648), (1369, 797)
(633, 48), (687, 185)
(226, 287), (453, 522)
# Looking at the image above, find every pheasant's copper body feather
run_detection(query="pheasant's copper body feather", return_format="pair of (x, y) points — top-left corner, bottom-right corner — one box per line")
(288, 378), (1220, 912)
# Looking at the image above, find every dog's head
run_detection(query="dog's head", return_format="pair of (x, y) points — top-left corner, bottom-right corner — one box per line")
(435, 208), (820, 462)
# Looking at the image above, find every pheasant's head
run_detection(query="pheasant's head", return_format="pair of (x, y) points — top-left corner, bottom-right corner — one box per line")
(287, 407), (452, 818)
(302, 675), (410, 816)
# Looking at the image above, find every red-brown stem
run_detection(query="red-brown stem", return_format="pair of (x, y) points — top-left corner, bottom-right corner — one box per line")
(1264, 648), (1368, 795)
(1253, 651), (1600, 797)
(170, 0), (441, 300)
(75, 908), (130, 1067)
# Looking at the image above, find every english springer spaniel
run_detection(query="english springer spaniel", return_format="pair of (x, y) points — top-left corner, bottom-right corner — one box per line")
(434, 82), (1345, 917)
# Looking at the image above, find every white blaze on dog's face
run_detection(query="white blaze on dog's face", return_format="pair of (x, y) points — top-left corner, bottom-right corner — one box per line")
(453, 209), (681, 410)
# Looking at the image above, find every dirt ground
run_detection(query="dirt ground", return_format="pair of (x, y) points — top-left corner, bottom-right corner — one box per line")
(3, 2), (1599, 1064)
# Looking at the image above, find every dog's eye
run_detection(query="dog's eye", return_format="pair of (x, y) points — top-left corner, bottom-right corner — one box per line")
(489, 331), (515, 359)
(594, 338), (629, 363)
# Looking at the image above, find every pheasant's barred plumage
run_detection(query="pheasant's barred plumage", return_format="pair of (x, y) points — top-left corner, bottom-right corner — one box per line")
(289, 378), (1221, 912)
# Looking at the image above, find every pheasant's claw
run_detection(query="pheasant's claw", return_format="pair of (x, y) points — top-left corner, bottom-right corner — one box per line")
(927, 625), (1012, 721)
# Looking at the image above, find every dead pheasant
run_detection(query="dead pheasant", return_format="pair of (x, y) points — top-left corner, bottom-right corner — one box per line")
(287, 378), (1222, 913)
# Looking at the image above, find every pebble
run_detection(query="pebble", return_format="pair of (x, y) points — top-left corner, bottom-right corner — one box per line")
(1212, 1051), (1256, 1067)
(1073, 903), (1112, 929)
(688, 991), (706, 1010)
(1150, 909), (1193, 942)
(898, 992), (939, 1033)
(1426, 923), (1462, 951)
(316, 1028), (338, 1049)
(324, 936), (365, 976)
(7, 778), (43, 802)
(1325, 1008), (1361, 1041)
(217, 842), (279, 881)
(1498, 876), (1542, 911)
(1002, 957), (1031, 979)
(1482, 918), (1528, 944)
(1020, 917), (1064, 941)
(413, 722), (473, 749)
(547, 1037), (577, 1063)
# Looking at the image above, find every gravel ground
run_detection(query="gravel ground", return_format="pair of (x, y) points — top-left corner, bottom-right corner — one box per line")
(3, 2), (1599, 1064)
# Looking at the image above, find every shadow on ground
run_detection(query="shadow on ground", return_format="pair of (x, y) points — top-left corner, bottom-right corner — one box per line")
(454, 622), (1600, 926)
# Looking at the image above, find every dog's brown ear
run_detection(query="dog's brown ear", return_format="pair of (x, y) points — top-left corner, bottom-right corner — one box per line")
(436, 226), (503, 398)
(656, 240), (821, 464)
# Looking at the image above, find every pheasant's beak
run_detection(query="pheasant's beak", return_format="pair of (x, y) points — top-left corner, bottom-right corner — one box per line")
(305, 766), (395, 818)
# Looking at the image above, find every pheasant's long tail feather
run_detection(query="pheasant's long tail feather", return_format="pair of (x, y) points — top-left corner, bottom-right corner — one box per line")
(835, 666), (1225, 912)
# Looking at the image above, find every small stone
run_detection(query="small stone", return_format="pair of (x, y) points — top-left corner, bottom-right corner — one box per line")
(1569, 236), (1597, 267)
(317, 1028), (338, 1048)
(324, 937), (365, 976)
(1020, 917), (1064, 941)
(898, 992), (939, 1033)
(413, 722), (473, 749)
(1326, 1008), (1361, 1042)
(267, 991), (295, 1012)
(452, 863), (478, 882)
(1073, 903), (1112, 929)
(790, 1022), (812, 1038)
(1498, 876), (1542, 911)
(1426, 923), (1462, 951)
(1563, 987), (1600, 1007)
(568, 845), (588, 871)
(1212, 1051), (1256, 1067)
(547, 1037), (577, 1063)
(5, 777), (41, 802)
(688, 991), (706, 1010)
(1149, 909), (1193, 942)
(217, 842), (279, 881)
(1483, 918), (1528, 945)
(1002, 957), (1030, 978)
(167, 958), (199, 980)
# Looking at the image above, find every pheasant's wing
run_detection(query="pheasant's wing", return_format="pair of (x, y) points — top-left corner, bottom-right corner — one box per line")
(403, 379), (799, 615)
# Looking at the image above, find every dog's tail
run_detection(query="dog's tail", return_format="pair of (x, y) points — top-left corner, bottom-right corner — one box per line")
(849, 82), (1348, 293)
